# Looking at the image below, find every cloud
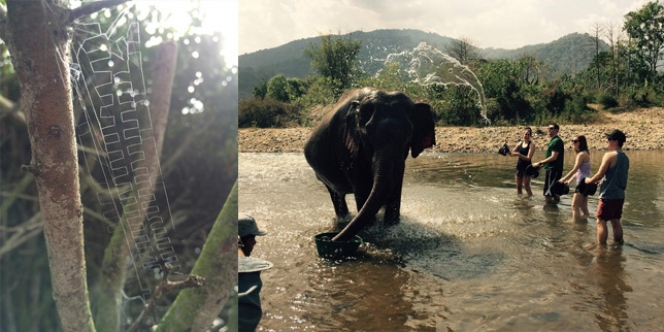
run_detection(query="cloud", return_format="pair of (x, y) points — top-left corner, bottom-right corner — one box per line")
(239, 0), (652, 54)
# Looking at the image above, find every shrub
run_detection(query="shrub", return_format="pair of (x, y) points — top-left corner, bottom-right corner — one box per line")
(563, 95), (596, 123)
(598, 92), (619, 109)
(238, 98), (303, 128)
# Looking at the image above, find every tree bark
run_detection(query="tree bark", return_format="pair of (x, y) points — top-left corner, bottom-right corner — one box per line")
(156, 181), (238, 332)
(4, 1), (95, 331)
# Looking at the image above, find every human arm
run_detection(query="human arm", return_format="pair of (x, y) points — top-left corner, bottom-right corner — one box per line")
(510, 142), (535, 161)
(533, 150), (559, 168)
(524, 142), (536, 162)
(585, 152), (615, 184)
(509, 142), (520, 157)
(560, 153), (582, 184)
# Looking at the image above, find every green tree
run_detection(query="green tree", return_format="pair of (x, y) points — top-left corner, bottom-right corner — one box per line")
(624, 1), (664, 77)
(267, 74), (290, 102)
(253, 77), (268, 99)
(286, 77), (308, 101)
(303, 33), (361, 97)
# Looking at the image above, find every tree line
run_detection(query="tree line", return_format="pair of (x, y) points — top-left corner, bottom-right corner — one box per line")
(240, 1), (663, 128)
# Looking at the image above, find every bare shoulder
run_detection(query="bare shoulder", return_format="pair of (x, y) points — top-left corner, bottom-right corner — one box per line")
(603, 151), (618, 166)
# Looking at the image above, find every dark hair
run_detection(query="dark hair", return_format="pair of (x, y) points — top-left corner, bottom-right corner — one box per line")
(524, 126), (532, 134)
(548, 122), (559, 130)
(576, 135), (589, 153)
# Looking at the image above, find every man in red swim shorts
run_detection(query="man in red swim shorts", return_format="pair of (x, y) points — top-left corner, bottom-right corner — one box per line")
(585, 130), (630, 246)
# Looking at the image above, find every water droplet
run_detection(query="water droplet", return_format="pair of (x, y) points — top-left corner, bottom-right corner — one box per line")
(108, 60), (114, 67)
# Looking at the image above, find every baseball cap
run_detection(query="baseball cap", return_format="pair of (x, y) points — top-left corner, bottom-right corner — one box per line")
(238, 213), (267, 237)
(605, 129), (626, 143)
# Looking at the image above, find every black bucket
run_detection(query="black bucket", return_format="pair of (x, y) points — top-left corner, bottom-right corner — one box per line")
(314, 232), (362, 259)
(498, 143), (509, 156)
(551, 182), (570, 196)
(577, 178), (598, 196)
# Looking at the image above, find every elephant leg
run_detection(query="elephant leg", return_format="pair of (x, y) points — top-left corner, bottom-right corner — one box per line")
(384, 197), (401, 226)
(384, 164), (405, 226)
(326, 186), (349, 219)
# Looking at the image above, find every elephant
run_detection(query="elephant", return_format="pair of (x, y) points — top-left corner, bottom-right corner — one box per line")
(304, 87), (436, 242)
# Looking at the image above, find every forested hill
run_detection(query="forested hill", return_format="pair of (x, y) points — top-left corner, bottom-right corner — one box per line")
(239, 29), (609, 99)
(482, 32), (610, 74)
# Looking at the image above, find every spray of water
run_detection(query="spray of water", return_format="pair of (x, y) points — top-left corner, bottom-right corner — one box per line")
(385, 42), (490, 124)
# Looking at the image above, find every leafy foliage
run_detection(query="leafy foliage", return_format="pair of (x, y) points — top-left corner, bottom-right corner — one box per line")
(238, 97), (304, 128)
(239, 2), (662, 129)
(303, 33), (361, 98)
(623, 1), (664, 76)
(238, 29), (610, 99)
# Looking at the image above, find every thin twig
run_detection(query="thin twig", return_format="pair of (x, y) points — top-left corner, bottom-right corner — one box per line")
(0, 4), (7, 42)
(0, 227), (43, 259)
(125, 265), (205, 332)
(68, 0), (131, 24)
(0, 2), (7, 19)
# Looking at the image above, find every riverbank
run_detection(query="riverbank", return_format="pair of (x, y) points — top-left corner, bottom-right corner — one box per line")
(239, 107), (664, 153)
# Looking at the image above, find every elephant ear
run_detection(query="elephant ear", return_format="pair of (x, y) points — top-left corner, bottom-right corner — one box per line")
(343, 100), (362, 160)
(409, 102), (436, 158)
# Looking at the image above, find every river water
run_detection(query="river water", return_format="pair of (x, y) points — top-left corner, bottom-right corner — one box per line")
(238, 150), (664, 331)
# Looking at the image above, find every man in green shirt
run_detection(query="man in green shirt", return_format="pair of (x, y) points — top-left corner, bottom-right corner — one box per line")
(532, 123), (565, 203)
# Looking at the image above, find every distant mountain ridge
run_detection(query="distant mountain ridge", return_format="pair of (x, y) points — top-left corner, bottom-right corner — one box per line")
(239, 29), (609, 99)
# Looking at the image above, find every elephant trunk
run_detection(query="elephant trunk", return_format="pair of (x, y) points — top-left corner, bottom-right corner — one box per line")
(332, 151), (394, 242)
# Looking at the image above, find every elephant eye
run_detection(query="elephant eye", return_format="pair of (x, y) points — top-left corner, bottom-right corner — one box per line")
(358, 104), (374, 125)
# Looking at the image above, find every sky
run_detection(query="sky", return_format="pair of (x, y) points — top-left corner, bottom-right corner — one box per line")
(239, 0), (651, 55)
(135, 0), (238, 66)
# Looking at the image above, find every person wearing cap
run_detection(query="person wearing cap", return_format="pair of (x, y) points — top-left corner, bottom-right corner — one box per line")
(239, 213), (268, 257)
(509, 127), (536, 196)
(559, 135), (591, 220)
(584, 129), (630, 246)
(532, 123), (565, 204)
(238, 213), (272, 332)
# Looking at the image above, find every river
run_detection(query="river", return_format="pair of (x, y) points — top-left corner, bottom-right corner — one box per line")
(239, 150), (664, 331)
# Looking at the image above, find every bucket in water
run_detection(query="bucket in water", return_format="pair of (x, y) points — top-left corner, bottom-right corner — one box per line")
(551, 181), (570, 196)
(525, 164), (540, 178)
(577, 177), (598, 196)
(314, 232), (362, 259)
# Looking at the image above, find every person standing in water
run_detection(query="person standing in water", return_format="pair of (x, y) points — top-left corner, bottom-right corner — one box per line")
(238, 213), (273, 332)
(559, 135), (591, 220)
(585, 130), (630, 246)
(509, 127), (536, 196)
(532, 123), (565, 204)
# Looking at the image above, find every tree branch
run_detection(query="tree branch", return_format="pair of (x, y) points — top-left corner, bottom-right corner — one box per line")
(0, 3), (7, 42)
(0, 95), (25, 124)
(68, 0), (131, 24)
(125, 265), (205, 332)
(155, 181), (238, 332)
